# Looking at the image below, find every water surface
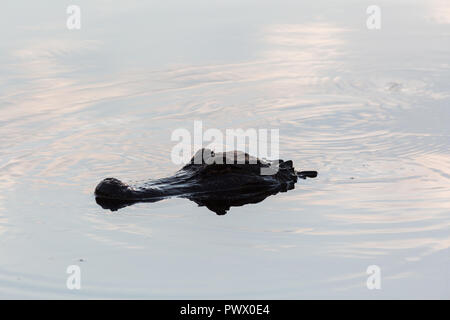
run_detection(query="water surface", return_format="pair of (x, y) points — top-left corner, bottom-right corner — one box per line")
(0, 0), (449, 298)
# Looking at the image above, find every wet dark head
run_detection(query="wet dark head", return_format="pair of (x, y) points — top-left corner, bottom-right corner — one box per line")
(94, 148), (318, 214)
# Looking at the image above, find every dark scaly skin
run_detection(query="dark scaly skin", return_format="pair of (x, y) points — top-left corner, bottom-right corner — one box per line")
(95, 148), (317, 215)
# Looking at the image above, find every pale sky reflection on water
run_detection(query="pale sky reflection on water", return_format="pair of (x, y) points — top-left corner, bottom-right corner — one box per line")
(0, 0), (449, 298)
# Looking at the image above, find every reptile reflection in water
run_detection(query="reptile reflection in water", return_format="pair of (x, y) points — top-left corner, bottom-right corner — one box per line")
(94, 149), (317, 215)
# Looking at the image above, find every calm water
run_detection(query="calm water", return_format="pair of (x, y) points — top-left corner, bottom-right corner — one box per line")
(0, 0), (449, 298)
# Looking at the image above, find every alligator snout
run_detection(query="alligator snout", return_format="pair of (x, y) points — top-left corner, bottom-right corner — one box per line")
(95, 178), (133, 199)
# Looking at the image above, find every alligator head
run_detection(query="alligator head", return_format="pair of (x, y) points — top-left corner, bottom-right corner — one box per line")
(94, 148), (317, 215)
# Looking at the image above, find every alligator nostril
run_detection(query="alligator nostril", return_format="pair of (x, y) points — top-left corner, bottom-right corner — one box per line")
(95, 178), (129, 197)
